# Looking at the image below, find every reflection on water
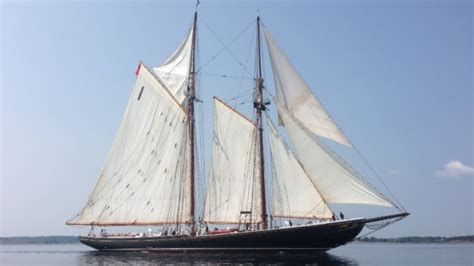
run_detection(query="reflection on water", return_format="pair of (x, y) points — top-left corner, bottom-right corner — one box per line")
(77, 250), (357, 265)
(3, 243), (473, 265)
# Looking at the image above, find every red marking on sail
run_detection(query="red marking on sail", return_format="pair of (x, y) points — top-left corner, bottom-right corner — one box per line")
(135, 64), (141, 76)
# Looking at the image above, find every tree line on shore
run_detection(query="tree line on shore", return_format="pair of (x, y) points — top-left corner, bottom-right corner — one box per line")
(357, 235), (474, 243)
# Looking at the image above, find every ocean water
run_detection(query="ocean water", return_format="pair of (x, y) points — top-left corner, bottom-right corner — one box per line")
(1, 242), (473, 265)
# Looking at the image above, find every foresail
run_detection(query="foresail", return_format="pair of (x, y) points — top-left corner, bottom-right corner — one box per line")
(68, 63), (192, 226)
(277, 103), (394, 207)
(153, 27), (193, 105)
(203, 98), (262, 224)
(263, 28), (352, 147)
(267, 116), (333, 219)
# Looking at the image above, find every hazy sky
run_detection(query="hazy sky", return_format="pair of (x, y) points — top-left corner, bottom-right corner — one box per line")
(1, 0), (472, 237)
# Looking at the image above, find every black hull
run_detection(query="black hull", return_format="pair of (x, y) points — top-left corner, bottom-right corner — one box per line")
(80, 218), (365, 252)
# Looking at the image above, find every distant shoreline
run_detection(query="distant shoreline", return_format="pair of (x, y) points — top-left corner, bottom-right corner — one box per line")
(1, 235), (473, 245)
(0, 236), (79, 244)
(356, 236), (474, 244)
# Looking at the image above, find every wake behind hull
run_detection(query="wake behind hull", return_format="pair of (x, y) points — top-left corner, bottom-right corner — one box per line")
(79, 218), (365, 252)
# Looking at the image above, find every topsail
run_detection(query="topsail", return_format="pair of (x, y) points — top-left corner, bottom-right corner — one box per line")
(263, 28), (352, 147)
(153, 27), (194, 105)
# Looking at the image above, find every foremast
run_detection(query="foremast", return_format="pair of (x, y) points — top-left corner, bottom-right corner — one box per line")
(188, 11), (198, 233)
(254, 16), (268, 230)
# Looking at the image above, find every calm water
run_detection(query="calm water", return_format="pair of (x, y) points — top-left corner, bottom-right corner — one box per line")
(1, 242), (473, 265)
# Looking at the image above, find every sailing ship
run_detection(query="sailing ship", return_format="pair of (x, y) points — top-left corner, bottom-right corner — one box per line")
(67, 9), (409, 252)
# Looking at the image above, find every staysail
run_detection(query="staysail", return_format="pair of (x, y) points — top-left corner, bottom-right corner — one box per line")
(153, 27), (194, 105)
(267, 116), (333, 219)
(277, 103), (394, 207)
(203, 98), (262, 224)
(67, 63), (192, 226)
(263, 28), (352, 147)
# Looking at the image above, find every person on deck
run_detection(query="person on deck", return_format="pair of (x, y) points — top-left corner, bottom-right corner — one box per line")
(340, 212), (345, 220)
(100, 228), (108, 237)
(88, 226), (95, 237)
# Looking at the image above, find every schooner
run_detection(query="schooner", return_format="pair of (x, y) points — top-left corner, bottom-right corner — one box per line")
(67, 9), (409, 252)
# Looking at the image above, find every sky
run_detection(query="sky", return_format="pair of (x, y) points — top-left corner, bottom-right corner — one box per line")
(1, 0), (472, 237)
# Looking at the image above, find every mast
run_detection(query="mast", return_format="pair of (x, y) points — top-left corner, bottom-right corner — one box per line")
(255, 16), (268, 230)
(188, 11), (198, 231)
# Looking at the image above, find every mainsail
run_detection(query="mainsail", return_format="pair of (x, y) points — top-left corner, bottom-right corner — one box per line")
(203, 98), (262, 224)
(68, 63), (192, 226)
(277, 103), (394, 207)
(263, 28), (352, 147)
(153, 27), (194, 105)
(267, 116), (333, 219)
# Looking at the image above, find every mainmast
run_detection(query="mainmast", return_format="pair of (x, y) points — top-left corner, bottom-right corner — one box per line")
(255, 16), (268, 230)
(188, 11), (198, 231)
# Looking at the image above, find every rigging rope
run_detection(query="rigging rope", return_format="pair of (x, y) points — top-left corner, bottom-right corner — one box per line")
(200, 72), (255, 80)
(351, 145), (407, 212)
(221, 88), (253, 102)
(357, 216), (405, 239)
(197, 17), (255, 78)
(230, 25), (256, 108)
(192, 31), (207, 222)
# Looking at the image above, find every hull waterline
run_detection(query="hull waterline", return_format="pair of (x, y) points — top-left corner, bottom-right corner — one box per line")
(79, 218), (365, 252)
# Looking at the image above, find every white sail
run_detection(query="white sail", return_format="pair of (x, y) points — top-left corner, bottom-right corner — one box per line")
(153, 27), (193, 105)
(277, 103), (394, 207)
(68, 63), (192, 225)
(203, 98), (262, 224)
(263, 28), (352, 147)
(267, 116), (333, 219)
